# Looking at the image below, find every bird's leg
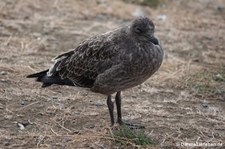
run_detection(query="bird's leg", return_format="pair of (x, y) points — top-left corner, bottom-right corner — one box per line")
(115, 91), (145, 129)
(107, 95), (114, 126)
(115, 91), (122, 125)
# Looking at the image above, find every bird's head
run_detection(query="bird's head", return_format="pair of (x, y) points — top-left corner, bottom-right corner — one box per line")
(131, 17), (159, 45)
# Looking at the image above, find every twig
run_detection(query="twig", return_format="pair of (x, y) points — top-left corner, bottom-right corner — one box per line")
(37, 135), (45, 147)
(57, 122), (72, 133)
(16, 101), (39, 111)
(51, 128), (59, 136)
(160, 138), (166, 146)
(106, 126), (114, 138)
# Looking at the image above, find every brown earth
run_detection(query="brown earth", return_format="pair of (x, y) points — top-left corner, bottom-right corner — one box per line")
(0, 0), (225, 148)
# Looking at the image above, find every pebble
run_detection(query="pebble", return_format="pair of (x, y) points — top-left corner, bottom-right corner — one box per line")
(52, 96), (58, 100)
(0, 71), (7, 75)
(3, 139), (11, 146)
(157, 14), (167, 21)
(0, 103), (3, 109)
(17, 122), (25, 130)
(4, 115), (13, 120)
(84, 124), (95, 129)
(217, 6), (225, 12)
(202, 103), (208, 108)
(0, 79), (7, 82)
(21, 101), (26, 106)
(214, 73), (224, 81)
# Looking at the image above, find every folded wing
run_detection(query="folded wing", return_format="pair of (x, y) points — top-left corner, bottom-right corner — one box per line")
(48, 34), (120, 87)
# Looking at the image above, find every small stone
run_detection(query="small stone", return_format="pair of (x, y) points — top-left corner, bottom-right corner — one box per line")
(217, 6), (225, 12)
(202, 103), (208, 108)
(52, 96), (58, 100)
(157, 14), (167, 21)
(4, 115), (13, 120)
(17, 122), (25, 130)
(3, 138), (11, 146)
(4, 141), (11, 146)
(68, 130), (80, 135)
(21, 101), (26, 106)
(74, 111), (80, 115)
(214, 74), (225, 82)
(0, 79), (6, 82)
(84, 124), (95, 129)
(0, 104), (4, 109)
(16, 121), (30, 130)
(192, 58), (200, 62)
(0, 71), (7, 75)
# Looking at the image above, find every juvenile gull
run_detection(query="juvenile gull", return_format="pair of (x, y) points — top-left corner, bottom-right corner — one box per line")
(27, 17), (164, 128)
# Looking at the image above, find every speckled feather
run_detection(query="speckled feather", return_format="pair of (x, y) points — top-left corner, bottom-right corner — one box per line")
(28, 17), (164, 95)
(48, 30), (122, 87)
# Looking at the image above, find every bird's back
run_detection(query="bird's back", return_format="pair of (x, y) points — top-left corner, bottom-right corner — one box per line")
(44, 27), (129, 88)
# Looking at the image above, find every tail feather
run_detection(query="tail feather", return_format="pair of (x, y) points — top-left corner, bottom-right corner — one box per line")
(27, 69), (74, 87)
(27, 70), (48, 78)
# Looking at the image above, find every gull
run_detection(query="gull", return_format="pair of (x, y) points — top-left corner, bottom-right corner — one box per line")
(27, 17), (164, 128)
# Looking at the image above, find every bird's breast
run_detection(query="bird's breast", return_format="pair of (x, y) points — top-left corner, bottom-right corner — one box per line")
(126, 43), (163, 83)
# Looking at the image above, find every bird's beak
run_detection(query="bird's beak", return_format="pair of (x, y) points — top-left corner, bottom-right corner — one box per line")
(149, 35), (159, 45)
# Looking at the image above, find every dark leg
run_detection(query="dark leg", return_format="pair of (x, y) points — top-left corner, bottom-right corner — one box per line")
(115, 91), (145, 129)
(115, 91), (122, 125)
(107, 95), (114, 126)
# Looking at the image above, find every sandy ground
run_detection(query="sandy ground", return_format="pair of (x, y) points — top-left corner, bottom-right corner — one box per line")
(0, 0), (225, 148)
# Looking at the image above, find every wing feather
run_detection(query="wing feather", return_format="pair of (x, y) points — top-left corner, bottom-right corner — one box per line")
(49, 33), (120, 87)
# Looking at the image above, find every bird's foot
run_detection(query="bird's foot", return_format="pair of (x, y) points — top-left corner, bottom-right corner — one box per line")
(119, 120), (145, 129)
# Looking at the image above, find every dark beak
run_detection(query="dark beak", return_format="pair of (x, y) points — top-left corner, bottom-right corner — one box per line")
(149, 36), (159, 45)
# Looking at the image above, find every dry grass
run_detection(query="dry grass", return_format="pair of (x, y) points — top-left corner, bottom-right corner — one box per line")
(122, 0), (164, 8)
(0, 0), (225, 148)
(182, 69), (225, 100)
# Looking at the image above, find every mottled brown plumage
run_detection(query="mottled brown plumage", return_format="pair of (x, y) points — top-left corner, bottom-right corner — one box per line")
(27, 17), (164, 128)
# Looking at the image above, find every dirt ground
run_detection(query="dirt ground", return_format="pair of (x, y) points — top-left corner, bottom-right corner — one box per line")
(0, 0), (225, 148)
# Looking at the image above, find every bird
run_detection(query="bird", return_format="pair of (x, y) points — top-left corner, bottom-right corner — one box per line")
(27, 17), (164, 128)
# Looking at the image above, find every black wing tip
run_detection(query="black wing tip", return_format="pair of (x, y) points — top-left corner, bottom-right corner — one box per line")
(26, 70), (49, 78)
(26, 74), (37, 78)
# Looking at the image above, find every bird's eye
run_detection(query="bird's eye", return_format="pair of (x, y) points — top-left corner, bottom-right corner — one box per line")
(135, 27), (142, 33)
